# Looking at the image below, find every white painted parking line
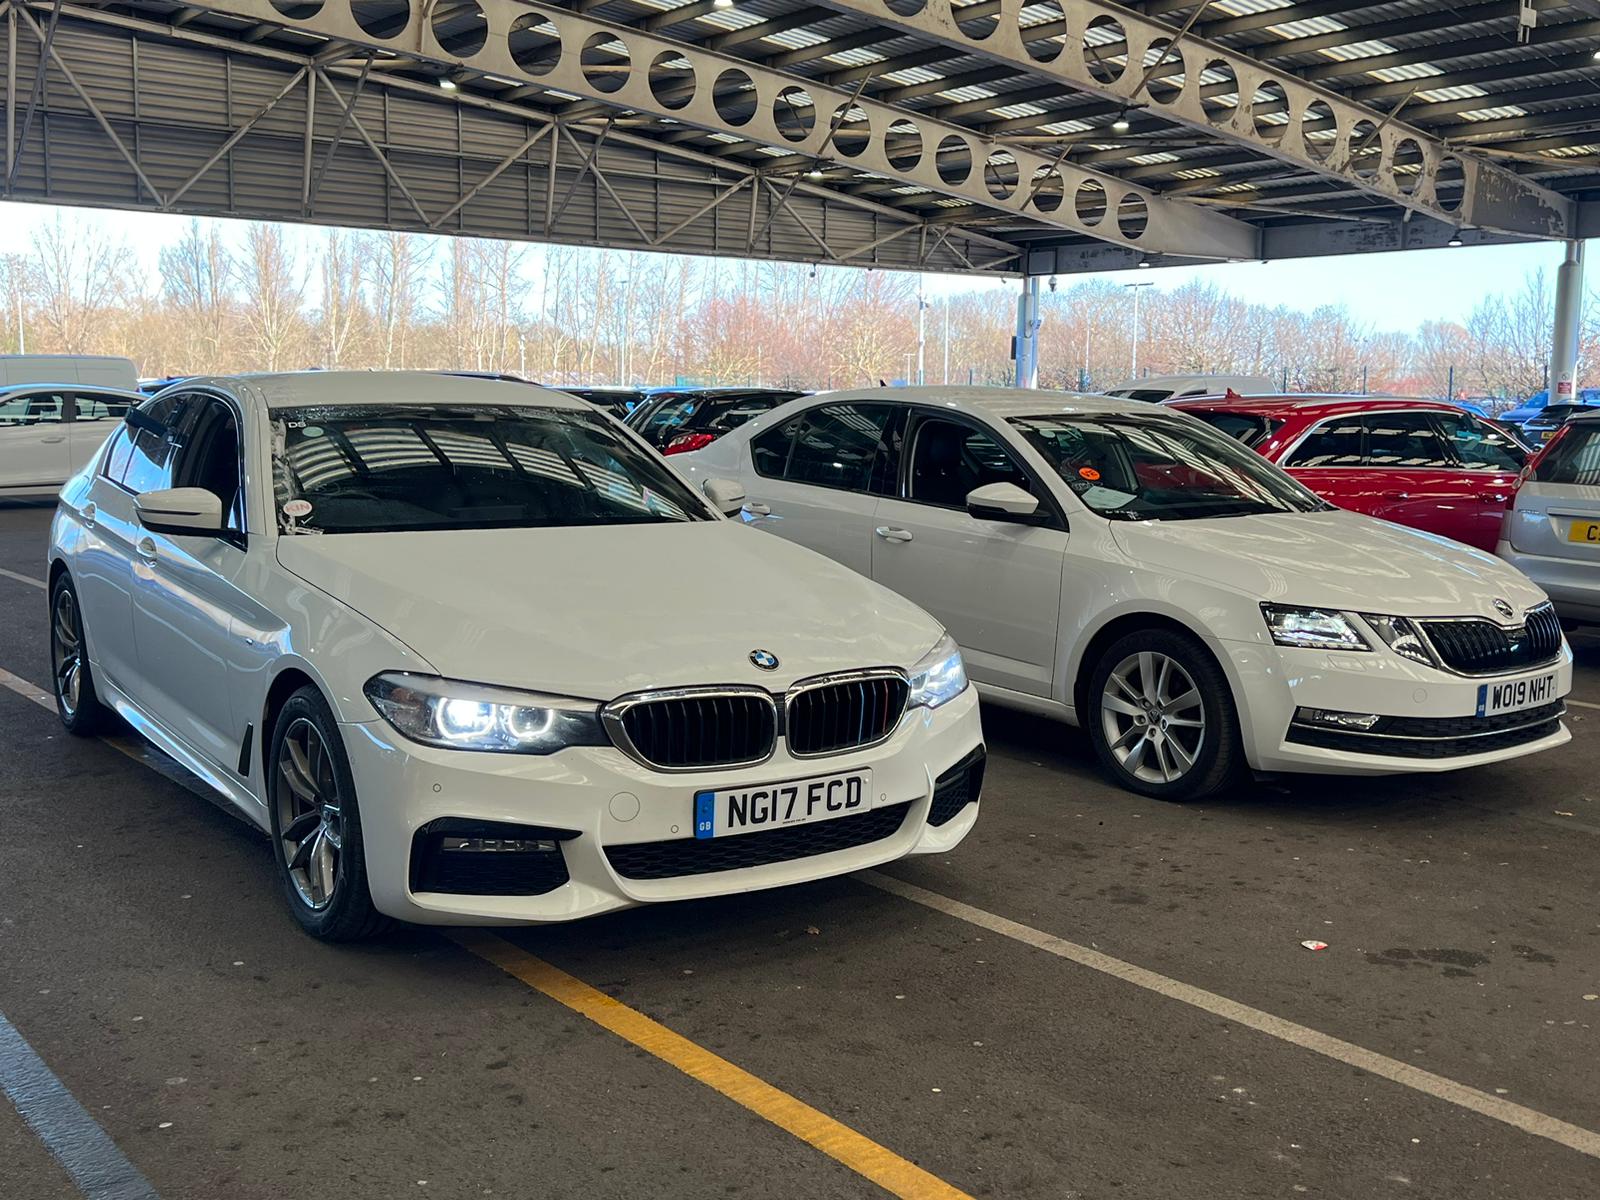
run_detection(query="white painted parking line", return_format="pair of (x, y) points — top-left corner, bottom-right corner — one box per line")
(1564, 697), (1600, 711)
(0, 1009), (161, 1200)
(859, 870), (1600, 1163)
(0, 566), (46, 590)
(0, 665), (55, 712)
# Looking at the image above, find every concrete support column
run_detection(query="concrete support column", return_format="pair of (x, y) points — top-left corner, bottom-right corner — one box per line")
(1550, 240), (1585, 402)
(1014, 276), (1041, 389)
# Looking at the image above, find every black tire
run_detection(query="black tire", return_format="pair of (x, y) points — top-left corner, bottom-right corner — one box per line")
(49, 571), (113, 736)
(1084, 626), (1244, 802)
(267, 685), (390, 942)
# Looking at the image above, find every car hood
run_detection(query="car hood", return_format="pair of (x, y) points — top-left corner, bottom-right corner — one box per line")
(276, 522), (943, 699)
(1109, 509), (1548, 619)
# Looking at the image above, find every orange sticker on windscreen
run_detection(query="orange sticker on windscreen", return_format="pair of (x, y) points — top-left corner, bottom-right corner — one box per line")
(1078, 467), (1101, 482)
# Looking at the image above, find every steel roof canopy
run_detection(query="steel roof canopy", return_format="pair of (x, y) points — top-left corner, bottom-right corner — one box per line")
(1, 0), (1597, 276)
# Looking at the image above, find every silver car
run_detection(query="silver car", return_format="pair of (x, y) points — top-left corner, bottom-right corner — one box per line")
(1499, 410), (1600, 623)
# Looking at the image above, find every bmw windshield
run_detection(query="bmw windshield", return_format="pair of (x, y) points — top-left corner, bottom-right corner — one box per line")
(1010, 412), (1328, 521)
(270, 404), (711, 534)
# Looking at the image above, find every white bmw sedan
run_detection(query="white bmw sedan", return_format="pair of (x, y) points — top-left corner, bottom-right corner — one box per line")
(675, 388), (1572, 802)
(47, 373), (982, 940)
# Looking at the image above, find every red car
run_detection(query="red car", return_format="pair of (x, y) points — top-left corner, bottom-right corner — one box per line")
(1169, 395), (1528, 552)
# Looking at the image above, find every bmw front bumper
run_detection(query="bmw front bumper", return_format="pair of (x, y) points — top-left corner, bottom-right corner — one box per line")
(340, 686), (982, 924)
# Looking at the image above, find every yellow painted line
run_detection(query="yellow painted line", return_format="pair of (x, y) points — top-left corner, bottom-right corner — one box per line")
(450, 929), (973, 1200)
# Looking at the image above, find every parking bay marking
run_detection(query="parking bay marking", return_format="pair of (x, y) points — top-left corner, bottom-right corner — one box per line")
(451, 930), (973, 1200)
(0, 664), (971, 1200)
(0, 1009), (161, 1200)
(859, 870), (1600, 1162)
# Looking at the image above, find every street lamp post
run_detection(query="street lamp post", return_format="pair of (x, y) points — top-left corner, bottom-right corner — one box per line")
(1124, 281), (1153, 379)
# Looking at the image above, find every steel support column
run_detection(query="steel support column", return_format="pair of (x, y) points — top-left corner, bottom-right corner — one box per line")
(1014, 275), (1041, 389)
(1550, 240), (1586, 403)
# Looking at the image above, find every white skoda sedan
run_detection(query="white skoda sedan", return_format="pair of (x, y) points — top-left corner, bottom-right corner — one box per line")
(47, 373), (981, 940)
(675, 388), (1572, 801)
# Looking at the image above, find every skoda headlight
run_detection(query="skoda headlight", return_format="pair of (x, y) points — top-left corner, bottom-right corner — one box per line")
(1361, 613), (1438, 667)
(365, 673), (609, 754)
(1260, 605), (1370, 652)
(908, 633), (969, 710)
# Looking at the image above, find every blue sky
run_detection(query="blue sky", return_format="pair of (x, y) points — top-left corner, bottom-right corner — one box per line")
(0, 200), (1583, 333)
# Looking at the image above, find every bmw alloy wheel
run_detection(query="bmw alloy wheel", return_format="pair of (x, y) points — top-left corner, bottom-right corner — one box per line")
(1099, 651), (1206, 786)
(51, 585), (82, 718)
(275, 717), (344, 910)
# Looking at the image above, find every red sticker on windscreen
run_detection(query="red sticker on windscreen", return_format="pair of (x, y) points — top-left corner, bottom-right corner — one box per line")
(1078, 467), (1101, 482)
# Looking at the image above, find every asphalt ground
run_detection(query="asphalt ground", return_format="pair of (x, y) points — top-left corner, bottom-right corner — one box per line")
(0, 500), (1596, 1200)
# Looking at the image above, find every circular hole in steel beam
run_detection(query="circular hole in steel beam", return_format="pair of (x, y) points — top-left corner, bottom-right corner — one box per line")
(950, 0), (997, 41)
(1392, 137), (1424, 195)
(1074, 179), (1107, 226)
(832, 104), (871, 158)
(886, 117), (923, 170)
(1117, 192), (1149, 240)
(885, 0), (925, 15)
(712, 68), (758, 127)
(773, 86), (816, 142)
(1083, 16), (1127, 85)
(1200, 59), (1238, 124)
(1143, 39), (1183, 104)
(985, 149), (1018, 200)
(350, 0), (410, 40)
(1027, 164), (1064, 213)
(1301, 99), (1336, 162)
(270, 0), (323, 18)
(1021, 0), (1065, 64)
(1349, 118), (1382, 182)
(1251, 79), (1288, 142)
(581, 32), (629, 95)
(1435, 154), (1465, 213)
(432, 0), (487, 56)
(509, 15), (562, 77)
(649, 51), (695, 111)
(936, 135), (973, 185)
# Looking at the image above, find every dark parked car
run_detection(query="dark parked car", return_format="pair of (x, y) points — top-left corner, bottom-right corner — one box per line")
(626, 387), (806, 454)
(1521, 402), (1600, 446)
(552, 386), (651, 419)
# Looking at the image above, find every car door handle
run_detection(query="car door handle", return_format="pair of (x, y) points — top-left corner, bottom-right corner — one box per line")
(743, 502), (771, 516)
(136, 537), (158, 562)
(1388, 492), (1411, 501)
(1482, 493), (1510, 504)
(875, 526), (914, 543)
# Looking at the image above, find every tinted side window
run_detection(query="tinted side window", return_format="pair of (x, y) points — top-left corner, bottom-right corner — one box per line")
(72, 391), (133, 423)
(1363, 412), (1450, 468)
(172, 399), (244, 533)
(753, 404), (896, 493)
(106, 393), (188, 493)
(907, 418), (1029, 508)
(0, 391), (66, 425)
(1434, 413), (1524, 470)
(1284, 417), (1362, 468)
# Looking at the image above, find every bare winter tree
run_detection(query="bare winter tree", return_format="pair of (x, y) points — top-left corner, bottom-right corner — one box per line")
(160, 219), (236, 370)
(239, 223), (306, 372)
(372, 231), (431, 369)
(317, 228), (369, 369)
(25, 214), (136, 353)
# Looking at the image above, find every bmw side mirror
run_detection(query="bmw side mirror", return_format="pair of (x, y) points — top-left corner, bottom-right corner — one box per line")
(135, 487), (225, 536)
(966, 482), (1041, 524)
(702, 478), (747, 518)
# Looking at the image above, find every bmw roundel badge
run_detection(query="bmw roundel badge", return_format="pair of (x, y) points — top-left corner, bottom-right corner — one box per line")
(750, 649), (780, 671)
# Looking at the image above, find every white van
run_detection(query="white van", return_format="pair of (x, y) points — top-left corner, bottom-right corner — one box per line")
(0, 355), (139, 390)
(0, 383), (142, 497)
(1103, 373), (1273, 403)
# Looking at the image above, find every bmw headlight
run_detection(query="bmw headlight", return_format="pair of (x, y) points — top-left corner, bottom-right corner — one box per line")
(1361, 613), (1438, 667)
(365, 673), (609, 754)
(908, 633), (969, 710)
(1260, 605), (1370, 652)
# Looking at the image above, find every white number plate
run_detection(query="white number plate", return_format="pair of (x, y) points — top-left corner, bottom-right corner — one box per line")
(1476, 672), (1560, 717)
(695, 769), (871, 839)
